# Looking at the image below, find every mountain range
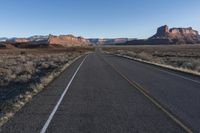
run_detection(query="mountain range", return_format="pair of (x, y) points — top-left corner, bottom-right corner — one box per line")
(0, 37), (7, 42)
(1, 25), (200, 48)
(1, 35), (130, 46)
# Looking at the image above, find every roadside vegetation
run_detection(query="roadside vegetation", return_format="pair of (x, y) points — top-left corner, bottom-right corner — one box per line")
(103, 45), (200, 75)
(0, 46), (94, 126)
(0, 43), (6, 48)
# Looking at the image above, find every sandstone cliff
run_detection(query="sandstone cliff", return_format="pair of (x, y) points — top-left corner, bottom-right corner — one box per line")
(149, 25), (200, 44)
(48, 34), (90, 46)
(128, 25), (200, 45)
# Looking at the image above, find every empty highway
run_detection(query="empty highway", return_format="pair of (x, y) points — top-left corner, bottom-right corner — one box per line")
(1, 50), (200, 133)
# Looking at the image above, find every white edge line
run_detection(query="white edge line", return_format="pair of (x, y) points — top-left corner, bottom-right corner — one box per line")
(116, 54), (200, 85)
(155, 67), (200, 84)
(40, 54), (88, 133)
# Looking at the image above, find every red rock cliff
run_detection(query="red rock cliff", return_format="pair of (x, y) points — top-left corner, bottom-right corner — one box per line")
(48, 34), (90, 46)
(150, 25), (200, 44)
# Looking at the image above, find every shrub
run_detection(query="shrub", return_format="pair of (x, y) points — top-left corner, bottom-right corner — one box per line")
(137, 52), (153, 61)
(0, 52), (81, 86)
(181, 62), (194, 69)
(20, 51), (26, 55)
(24, 62), (35, 75)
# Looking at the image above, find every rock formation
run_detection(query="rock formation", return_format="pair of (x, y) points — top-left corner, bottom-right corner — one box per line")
(128, 25), (200, 45)
(2, 25), (200, 47)
(149, 25), (200, 44)
(48, 34), (90, 46)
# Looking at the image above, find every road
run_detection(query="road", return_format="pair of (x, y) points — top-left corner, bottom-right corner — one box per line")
(1, 50), (200, 133)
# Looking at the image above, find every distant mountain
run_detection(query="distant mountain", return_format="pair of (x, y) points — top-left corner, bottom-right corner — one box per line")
(7, 35), (48, 43)
(2, 25), (199, 48)
(88, 38), (130, 45)
(128, 25), (200, 45)
(3, 35), (91, 48)
(28, 35), (48, 42)
(0, 37), (7, 42)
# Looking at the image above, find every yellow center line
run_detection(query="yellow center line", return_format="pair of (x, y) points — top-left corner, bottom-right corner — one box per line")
(99, 53), (193, 133)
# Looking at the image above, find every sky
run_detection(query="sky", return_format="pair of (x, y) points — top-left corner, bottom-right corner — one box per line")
(0, 0), (199, 38)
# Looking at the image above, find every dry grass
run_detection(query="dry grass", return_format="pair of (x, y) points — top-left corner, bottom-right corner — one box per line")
(0, 47), (94, 127)
(103, 45), (200, 75)
(0, 52), (82, 88)
(0, 47), (94, 86)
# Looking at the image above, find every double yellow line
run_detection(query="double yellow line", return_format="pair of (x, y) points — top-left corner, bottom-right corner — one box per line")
(99, 53), (193, 133)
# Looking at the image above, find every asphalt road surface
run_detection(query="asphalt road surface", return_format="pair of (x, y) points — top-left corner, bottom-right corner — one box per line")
(1, 50), (200, 133)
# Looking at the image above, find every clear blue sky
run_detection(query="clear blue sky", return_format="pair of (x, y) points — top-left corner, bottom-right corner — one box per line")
(0, 0), (199, 38)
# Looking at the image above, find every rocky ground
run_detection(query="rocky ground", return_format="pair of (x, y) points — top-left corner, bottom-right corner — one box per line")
(103, 45), (200, 74)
